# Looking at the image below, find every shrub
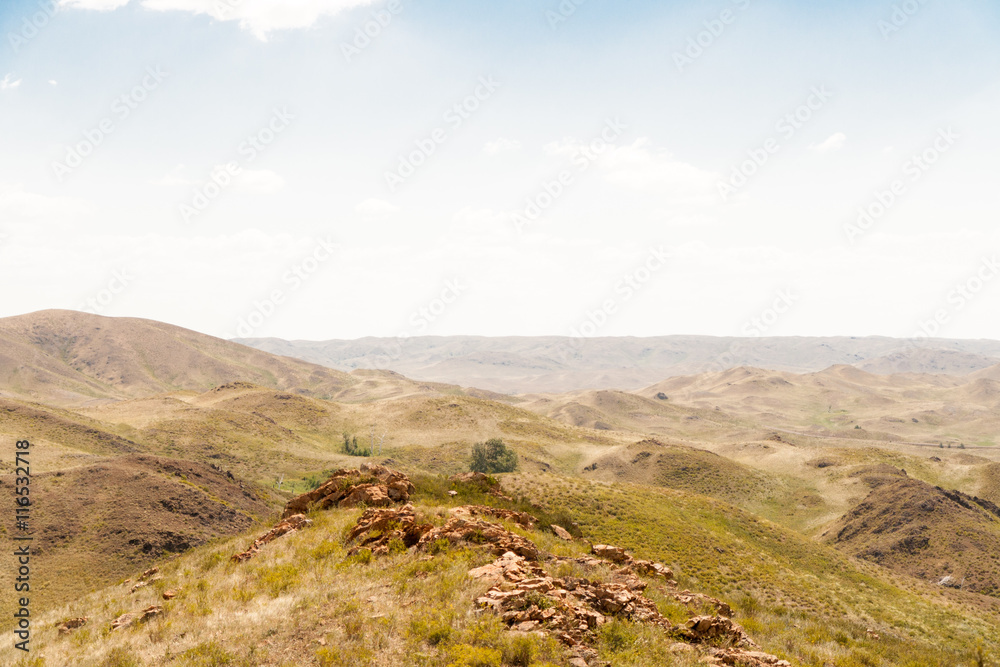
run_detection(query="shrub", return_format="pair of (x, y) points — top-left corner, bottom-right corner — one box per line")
(598, 618), (638, 653)
(447, 645), (501, 667)
(469, 438), (518, 474)
(503, 635), (534, 666)
(409, 609), (455, 646)
(343, 433), (368, 457)
(99, 647), (143, 667)
(259, 563), (298, 596)
(181, 641), (239, 666)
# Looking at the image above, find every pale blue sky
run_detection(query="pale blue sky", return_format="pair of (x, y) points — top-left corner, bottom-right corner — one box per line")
(1, 0), (998, 340)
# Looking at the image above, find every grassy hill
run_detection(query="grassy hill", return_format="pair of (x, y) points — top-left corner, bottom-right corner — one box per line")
(826, 472), (1000, 597)
(0, 310), (356, 406)
(234, 334), (1000, 394)
(0, 454), (279, 613)
(10, 471), (1000, 666)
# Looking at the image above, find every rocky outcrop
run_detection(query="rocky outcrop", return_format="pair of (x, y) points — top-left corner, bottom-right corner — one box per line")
(590, 543), (673, 580)
(231, 513), (312, 563)
(344, 504), (541, 560)
(56, 617), (88, 635)
(685, 615), (755, 646)
(449, 472), (498, 488)
(674, 590), (733, 617)
(704, 648), (793, 667)
(282, 463), (414, 518)
(471, 548), (788, 667)
(346, 504), (433, 556)
(451, 504), (537, 528)
(416, 516), (539, 560)
(551, 524), (573, 540)
(449, 472), (513, 500)
(111, 605), (162, 630)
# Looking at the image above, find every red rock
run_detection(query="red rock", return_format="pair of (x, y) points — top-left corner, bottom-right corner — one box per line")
(551, 524), (573, 540)
(56, 617), (87, 634)
(231, 513), (312, 563)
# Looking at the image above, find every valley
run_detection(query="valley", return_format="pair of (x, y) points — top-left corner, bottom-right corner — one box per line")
(2, 310), (1000, 666)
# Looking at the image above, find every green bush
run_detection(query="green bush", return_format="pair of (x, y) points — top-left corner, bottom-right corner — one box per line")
(343, 433), (368, 457)
(447, 645), (501, 667)
(469, 438), (518, 474)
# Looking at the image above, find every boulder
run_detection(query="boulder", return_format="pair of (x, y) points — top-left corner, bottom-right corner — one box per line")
(111, 605), (162, 630)
(591, 544), (631, 564)
(685, 615), (755, 647)
(232, 513), (313, 563)
(417, 517), (539, 560)
(339, 483), (391, 509)
(282, 465), (413, 519)
(56, 617), (88, 634)
(551, 524), (573, 540)
(346, 504), (433, 556)
(451, 504), (537, 528)
(674, 590), (732, 617)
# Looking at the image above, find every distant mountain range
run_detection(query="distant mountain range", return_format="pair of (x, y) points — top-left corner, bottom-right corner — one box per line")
(234, 334), (1000, 394)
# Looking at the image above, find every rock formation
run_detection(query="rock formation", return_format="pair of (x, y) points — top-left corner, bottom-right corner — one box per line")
(231, 513), (312, 563)
(282, 463), (414, 519)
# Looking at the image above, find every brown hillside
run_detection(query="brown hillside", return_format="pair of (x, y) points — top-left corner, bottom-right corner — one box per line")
(0, 310), (355, 406)
(581, 438), (785, 507)
(827, 474), (1000, 596)
(0, 454), (279, 611)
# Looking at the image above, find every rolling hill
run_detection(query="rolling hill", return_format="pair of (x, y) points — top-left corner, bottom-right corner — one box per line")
(234, 334), (1000, 393)
(826, 471), (1000, 597)
(0, 310), (356, 406)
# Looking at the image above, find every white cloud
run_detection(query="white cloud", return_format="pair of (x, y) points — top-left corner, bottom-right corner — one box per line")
(355, 198), (399, 219)
(809, 132), (847, 153)
(598, 138), (717, 194)
(49, 80), (58, 86)
(541, 136), (716, 197)
(62, 0), (378, 40)
(483, 138), (521, 155)
(153, 165), (283, 192)
(449, 207), (511, 242)
(150, 164), (194, 187)
(233, 168), (285, 194)
(1, 74), (22, 90)
(0, 183), (91, 220)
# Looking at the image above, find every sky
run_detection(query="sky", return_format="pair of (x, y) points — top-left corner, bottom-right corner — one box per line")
(1, 0), (999, 341)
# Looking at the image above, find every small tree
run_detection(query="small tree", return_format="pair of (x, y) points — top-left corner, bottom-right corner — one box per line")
(343, 433), (365, 456)
(470, 438), (518, 474)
